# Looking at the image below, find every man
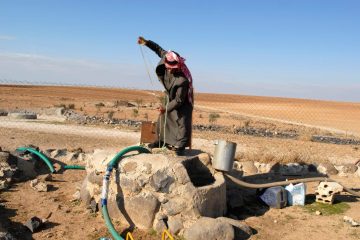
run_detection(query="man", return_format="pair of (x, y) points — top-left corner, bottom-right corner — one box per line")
(138, 36), (193, 156)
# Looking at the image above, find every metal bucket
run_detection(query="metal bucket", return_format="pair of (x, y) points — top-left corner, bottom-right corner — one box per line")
(212, 140), (237, 172)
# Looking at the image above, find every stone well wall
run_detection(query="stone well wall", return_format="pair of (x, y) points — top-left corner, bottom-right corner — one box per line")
(80, 150), (227, 235)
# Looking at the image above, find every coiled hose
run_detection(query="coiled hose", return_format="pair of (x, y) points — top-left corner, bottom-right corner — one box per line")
(101, 146), (151, 240)
(225, 174), (360, 197)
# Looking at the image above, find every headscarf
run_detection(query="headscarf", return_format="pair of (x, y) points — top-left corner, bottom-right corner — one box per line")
(165, 51), (194, 106)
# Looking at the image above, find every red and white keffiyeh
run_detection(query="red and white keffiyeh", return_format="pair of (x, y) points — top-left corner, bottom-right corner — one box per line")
(165, 51), (194, 106)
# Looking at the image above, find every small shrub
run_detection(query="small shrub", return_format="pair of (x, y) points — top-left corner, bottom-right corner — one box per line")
(243, 120), (250, 128)
(135, 98), (143, 110)
(107, 111), (115, 120)
(208, 112), (220, 123)
(95, 102), (105, 107)
(55, 103), (67, 109)
(148, 228), (157, 236)
(132, 109), (139, 118)
(68, 103), (75, 109)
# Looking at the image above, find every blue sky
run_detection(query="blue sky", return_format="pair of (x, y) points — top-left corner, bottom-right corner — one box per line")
(0, 0), (359, 102)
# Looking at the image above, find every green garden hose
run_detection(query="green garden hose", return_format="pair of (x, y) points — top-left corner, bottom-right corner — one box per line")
(101, 145), (151, 240)
(17, 147), (55, 173)
(16, 147), (86, 172)
(63, 165), (86, 170)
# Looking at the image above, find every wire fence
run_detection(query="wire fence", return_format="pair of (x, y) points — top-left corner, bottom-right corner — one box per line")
(0, 81), (360, 144)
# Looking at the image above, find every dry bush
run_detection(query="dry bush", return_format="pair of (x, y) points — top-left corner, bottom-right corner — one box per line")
(107, 111), (115, 120)
(238, 148), (314, 164)
(132, 109), (139, 118)
(209, 113), (220, 123)
(298, 132), (313, 141)
(95, 102), (105, 107)
(68, 103), (75, 109)
(243, 120), (250, 128)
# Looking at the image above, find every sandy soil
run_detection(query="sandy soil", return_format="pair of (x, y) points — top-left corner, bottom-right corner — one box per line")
(1, 85), (359, 136)
(1, 85), (360, 240)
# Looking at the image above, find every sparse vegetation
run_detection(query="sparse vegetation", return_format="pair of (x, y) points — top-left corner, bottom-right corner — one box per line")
(209, 112), (220, 123)
(132, 109), (139, 118)
(303, 201), (350, 215)
(107, 110), (115, 120)
(95, 102), (105, 108)
(68, 103), (75, 109)
(243, 119), (250, 127)
(148, 228), (157, 236)
(55, 103), (75, 110)
(135, 98), (143, 110)
(95, 102), (105, 115)
(235, 149), (314, 164)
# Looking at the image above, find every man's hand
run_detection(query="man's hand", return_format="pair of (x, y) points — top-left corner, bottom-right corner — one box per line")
(138, 36), (147, 45)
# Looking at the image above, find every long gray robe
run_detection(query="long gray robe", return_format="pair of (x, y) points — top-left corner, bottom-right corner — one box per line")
(145, 40), (193, 148)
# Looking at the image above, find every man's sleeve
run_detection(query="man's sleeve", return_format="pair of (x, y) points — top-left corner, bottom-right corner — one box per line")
(145, 40), (167, 58)
(166, 79), (189, 112)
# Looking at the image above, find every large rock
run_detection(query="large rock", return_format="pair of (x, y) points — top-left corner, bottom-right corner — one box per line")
(124, 191), (160, 229)
(240, 161), (258, 175)
(0, 223), (16, 240)
(183, 217), (235, 240)
(217, 217), (253, 239)
(0, 152), (10, 163)
(16, 158), (37, 178)
(339, 164), (358, 174)
(280, 163), (308, 175)
(0, 152), (17, 190)
(356, 168), (360, 178)
(168, 215), (184, 235)
(317, 163), (338, 175)
(81, 152), (227, 233)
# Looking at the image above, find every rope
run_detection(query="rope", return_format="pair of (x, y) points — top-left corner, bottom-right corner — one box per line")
(138, 45), (169, 149)
(139, 45), (154, 86)
(162, 94), (169, 148)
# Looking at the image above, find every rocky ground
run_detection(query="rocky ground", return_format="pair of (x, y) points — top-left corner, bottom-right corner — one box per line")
(0, 123), (360, 239)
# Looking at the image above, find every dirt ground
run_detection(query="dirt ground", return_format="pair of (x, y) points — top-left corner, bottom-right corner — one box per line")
(1, 126), (359, 240)
(1, 85), (359, 137)
(1, 85), (360, 240)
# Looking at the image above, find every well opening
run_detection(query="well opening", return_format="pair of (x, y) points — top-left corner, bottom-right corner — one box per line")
(182, 157), (215, 187)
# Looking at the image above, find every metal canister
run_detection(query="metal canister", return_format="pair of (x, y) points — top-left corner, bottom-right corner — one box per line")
(212, 140), (237, 172)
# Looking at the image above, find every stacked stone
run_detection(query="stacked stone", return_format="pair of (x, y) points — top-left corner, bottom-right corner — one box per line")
(0, 150), (16, 190)
(315, 182), (343, 204)
(80, 150), (230, 236)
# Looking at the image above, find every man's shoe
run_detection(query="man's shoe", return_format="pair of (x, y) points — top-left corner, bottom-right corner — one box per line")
(175, 147), (185, 156)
